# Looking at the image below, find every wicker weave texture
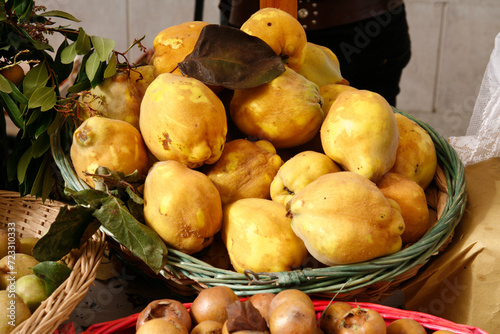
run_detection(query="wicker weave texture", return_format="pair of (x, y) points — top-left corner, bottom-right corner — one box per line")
(0, 190), (107, 334)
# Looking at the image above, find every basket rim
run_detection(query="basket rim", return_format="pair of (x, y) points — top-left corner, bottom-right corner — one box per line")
(51, 108), (467, 298)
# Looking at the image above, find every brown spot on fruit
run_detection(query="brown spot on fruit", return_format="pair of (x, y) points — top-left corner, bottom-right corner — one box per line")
(162, 132), (172, 150)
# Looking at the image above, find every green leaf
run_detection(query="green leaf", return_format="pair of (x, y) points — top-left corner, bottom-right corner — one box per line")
(47, 112), (62, 136)
(26, 108), (41, 125)
(178, 24), (285, 90)
(12, 0), (28, 14)
(32, 40), (53, 52)
(31, 132), (50, 158)
(94, 196), (168, 273)
(65, 188), (110, 208)
(91, 167), (146, 195)
(17, 146), (32, 184)
(66, 51), (91, 93)
(90, 60), (107, 88)
(12, 0), (32, 23)
(7, 30), (25, 50)
(85, 52), (100, 82)
(0, 91), (23, 128)
(54, 39), (75, 85)
(0, 4), (6, 22)
(41, 10), (81, 22)
(34, 112), (54, 138)
(41, 164), (55, 202)
(75, 27), (91, 55)
(0, 73), (12, 93)
(23, 62), (49, 98)
(28, 86), (56, 111)
(104, 53), (117, 79)
(32, 205), (96, 262)
(33, 261), (72, 296)
(91, 36), (115, 62)
(67, 79), (90, 94)
(58, 27), (80, 42)
(7, 80), (28, 104)
(61, 42), (77, 64)
(126, 186), (144, 205)
(30, 154), (48, 197)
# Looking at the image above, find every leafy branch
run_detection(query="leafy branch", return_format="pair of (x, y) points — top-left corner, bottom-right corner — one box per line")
(0, 0), (145, 200)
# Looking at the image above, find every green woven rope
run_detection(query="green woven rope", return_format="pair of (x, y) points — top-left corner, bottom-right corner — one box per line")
(52, 108), (467, 298)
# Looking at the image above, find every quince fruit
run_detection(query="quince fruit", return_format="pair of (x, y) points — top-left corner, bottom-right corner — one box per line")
(390, 113), (437, 190)
(240, 8), (307, 71)
(204, 139), (283, 206)
(297, 42), (349, 88)
(151, 21), (209, 77)
(0, 253), (39, 289)
(377, 172), (429, 244)
(0, 228), (20, 259)
(0, 291), (31, 334)
(222, 198), (308, 273)
(270, 150), (341, 206)
(143, 160), (222, 255)
(129, 64), (155, 99)
(287, 171), (405, 265)
(320, 83), (358, 117)
(70, 116), (150, 188)
(19, 237), (38, 256)
(140, 73), (227, 168)
(78, 72), (143, 130)
(320, 90), (399, 182)
(230, 66), (324, 149)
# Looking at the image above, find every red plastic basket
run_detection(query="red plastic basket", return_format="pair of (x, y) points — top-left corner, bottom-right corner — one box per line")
(80, 299), (489, 334)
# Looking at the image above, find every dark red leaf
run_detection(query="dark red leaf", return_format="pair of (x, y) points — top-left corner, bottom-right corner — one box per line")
(178, 24), (285, 90)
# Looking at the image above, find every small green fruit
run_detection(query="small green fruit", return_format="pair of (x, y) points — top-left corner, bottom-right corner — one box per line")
(15, 274), (49, 313)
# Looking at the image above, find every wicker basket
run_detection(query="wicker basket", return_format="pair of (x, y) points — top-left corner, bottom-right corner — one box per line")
(81, 298), (488, 334)
(51, 107), (467, 302)
(0, 190), (107, 334)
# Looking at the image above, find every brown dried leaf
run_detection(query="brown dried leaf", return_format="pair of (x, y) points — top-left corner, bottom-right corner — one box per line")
(178, 24), (285, 90)
(225, 300), (269, 333)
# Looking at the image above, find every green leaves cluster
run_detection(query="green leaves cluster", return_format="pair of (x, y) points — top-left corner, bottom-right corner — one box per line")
(0, 0), (118, 200)
(60, 28), (117, 92)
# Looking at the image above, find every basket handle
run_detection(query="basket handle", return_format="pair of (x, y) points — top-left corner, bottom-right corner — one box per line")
(260, 0), (297, 18)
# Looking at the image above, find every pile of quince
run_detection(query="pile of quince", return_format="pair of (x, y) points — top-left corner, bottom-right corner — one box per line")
(70, 8), (437, 274)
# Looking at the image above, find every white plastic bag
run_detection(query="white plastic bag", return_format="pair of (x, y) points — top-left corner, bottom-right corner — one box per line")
(448, 32), (500, 166)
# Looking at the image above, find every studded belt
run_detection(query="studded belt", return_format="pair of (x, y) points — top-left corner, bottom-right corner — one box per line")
(228, 0), (405, 31)
(297, 0), (405, 30)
